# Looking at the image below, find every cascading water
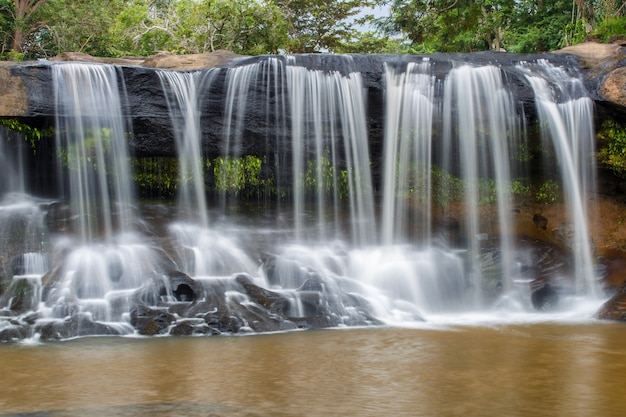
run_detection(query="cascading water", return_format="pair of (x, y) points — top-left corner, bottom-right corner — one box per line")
(382, 59), (435, 246)
(34, 63), (168, 335)
(440, 64), (524, 307)
(519, 59), (598, 298)
(158, 70), (213, 228)
(285, 56), (375, 244)
(0, 54), (606, 342)
(158, 69), (259, 279)
(53, 63), (134, 241)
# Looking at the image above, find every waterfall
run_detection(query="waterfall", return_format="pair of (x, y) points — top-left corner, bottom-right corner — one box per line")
(382, 59), (435, 246)
(158, 70), (217, 228)
(519, 59), (598, 297)
(0, 55), (607, 341)
(286, 56), (375, 244)
(159, 69), (258, 278)
(0, 127), (27, 194)
(440, 64), (523, 306)
(53, 63), (134, 242)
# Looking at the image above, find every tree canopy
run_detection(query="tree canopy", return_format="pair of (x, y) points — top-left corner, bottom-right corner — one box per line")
(0, 0), (623, 60)
(376, 0), (626, 53)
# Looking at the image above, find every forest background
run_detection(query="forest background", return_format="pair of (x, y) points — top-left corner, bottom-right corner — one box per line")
(0, 1), (624, 61)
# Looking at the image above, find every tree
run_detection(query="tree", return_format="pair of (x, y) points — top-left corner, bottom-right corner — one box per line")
(0, 0), (13, 55)
(34, 0), (125, 57)
(377, 0), (590, 53)
(505, 0), (573, 52)
(272, 0), (372, 53)
(110, 0), (289, 56)
(8, 0), (49, 55)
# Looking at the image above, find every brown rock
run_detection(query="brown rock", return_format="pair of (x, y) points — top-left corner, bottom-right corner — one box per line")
(0, 64), (28, 116)
(49, 51), (145, 66)
(141, 50), (243, 70)
(49, 50), (243, 70)
(554, 42), (624, 69)
(601, 67), (626, 108)
(596, 283), (626, 321)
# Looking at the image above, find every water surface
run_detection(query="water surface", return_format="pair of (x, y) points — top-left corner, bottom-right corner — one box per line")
(1, 322), (625, 416)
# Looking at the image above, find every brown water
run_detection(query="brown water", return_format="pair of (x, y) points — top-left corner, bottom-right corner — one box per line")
(1, 323), (625, 417)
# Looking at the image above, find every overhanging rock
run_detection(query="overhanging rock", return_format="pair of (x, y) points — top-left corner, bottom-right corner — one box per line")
(0, 45), (624, 161)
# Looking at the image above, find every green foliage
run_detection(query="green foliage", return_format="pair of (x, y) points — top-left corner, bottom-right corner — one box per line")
(35, 0), (125, 57)
(561, 19), (588, 48)
(430, 166), (464, 209)
(403, 163), (561, 208)
(534, 180), (560, 204)
(303, 155), (349, 198)
(213, 155), (270, 197)
(56, 127), (113, 169)
(272, 0), (370, 53)
(592, 16), (626, 42)
(334, 32), (407, 54)
(0, 0), (624, 58)
(0, 118), (53, 150)
(3, 50), (24, 61)
(109, 0), (289, 56)
(597, 118), (626, 178)
(510, 179), (531, 200)
(379, 0), (610, 53)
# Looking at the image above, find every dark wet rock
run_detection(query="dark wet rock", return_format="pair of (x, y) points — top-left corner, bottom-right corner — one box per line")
(533, 213), (548, 230)
(35, 313), (125, 340)
(596, 283), (626, 321)
(223, 301), (297, 333)
(0, 324), (30, 342)
(235, 273), (290, 314)
(531, 283), (560, 311)
(130, 305), (175, 336)
(167, 271), (202, 302)
(2, 277), (38, 314)
(169, 319), (218, 336)
(203, 310), (245, 334)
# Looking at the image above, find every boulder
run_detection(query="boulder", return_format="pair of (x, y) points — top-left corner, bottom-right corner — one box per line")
(35, 313), (125, 340)
(0, 324), (30, 342)
(601, 67), (626, 108)
(141, 50), (243, 70)
(0, 64), (28, 117)
(129, 305), (175, 335)
(596, 283), (626, 321)
(554, 41), (626, 108)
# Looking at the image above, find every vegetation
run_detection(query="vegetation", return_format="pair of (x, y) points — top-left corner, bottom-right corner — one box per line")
(1, 0), (623, 60)
(213, 155), (270, 197)
(131, 157), (180, 199)
(597, 118), (626, 178)
(376, 0), (626, 53)
(0, 118), (53, 150)
(402, 163), (562, 210)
